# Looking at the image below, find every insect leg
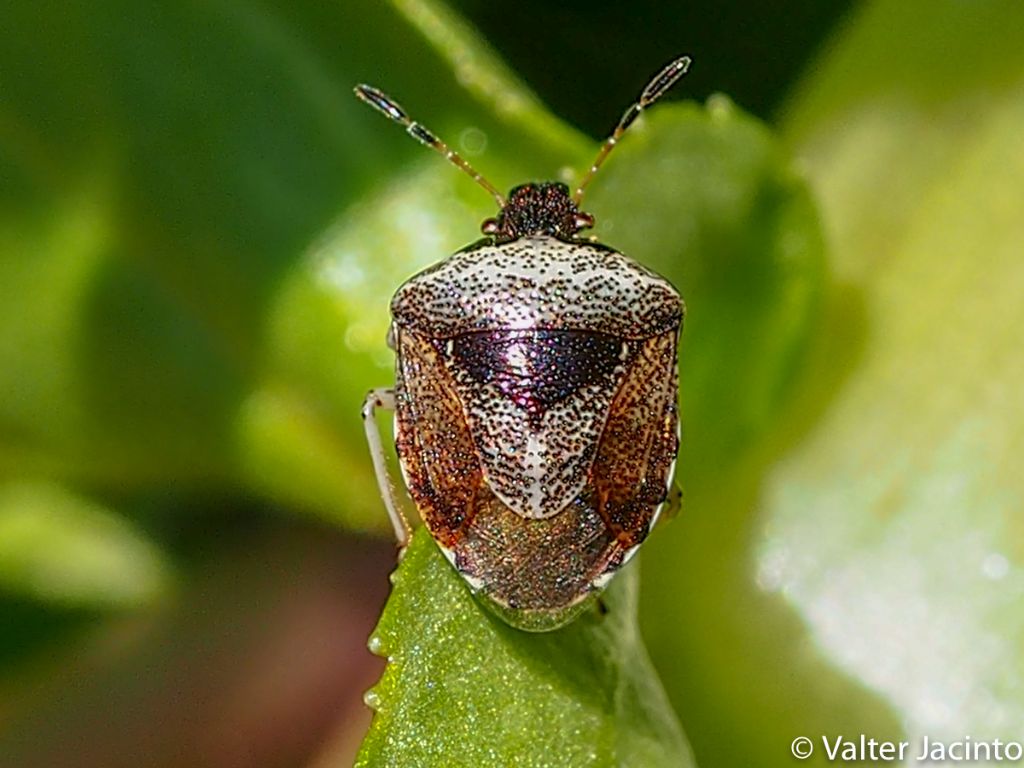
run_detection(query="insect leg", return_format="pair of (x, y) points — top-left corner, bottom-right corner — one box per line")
(362, 387), (411, 546)
(661, 480), (683, 523)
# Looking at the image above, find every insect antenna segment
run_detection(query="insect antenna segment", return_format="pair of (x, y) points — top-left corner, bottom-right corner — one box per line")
(354, 84), (507, 208)
(572, 55), (692, 205)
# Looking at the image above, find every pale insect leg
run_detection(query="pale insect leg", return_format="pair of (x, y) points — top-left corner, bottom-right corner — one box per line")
(361, 387), (411, 546)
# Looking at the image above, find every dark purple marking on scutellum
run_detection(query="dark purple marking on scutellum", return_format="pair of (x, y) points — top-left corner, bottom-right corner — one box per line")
(444, 330), (628, 428)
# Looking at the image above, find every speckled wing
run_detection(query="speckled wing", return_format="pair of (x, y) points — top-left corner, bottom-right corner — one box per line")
(591, 329), (679, 548)
(447, 329), (680, 628)
(393, 329), (482, 547)
(438, 330), (632, 520)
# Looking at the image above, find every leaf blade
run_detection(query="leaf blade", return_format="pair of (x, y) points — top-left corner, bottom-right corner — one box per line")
(356, 529), (694, 768)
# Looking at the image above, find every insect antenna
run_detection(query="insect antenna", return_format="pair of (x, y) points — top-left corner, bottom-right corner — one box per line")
(354, 84), (507, 208)
(573, 55), (692, 205)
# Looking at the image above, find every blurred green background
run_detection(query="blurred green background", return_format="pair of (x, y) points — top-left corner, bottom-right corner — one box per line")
(2, 0), (1023, 766)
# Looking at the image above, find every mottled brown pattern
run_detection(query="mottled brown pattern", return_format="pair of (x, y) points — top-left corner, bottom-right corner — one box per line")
(591, 330), (680, 547)
(358, 59), (696, 631)
(440, 334), (630, 520)
(394, 329), (482, 547)
(393, 326), (679, 629)
(455, 485), (627, 625)
(389, 237), (682, 630)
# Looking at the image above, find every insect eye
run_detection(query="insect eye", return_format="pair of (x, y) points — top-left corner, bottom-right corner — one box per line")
(574, 212), (595, 231)
(481, 218), (500, 235)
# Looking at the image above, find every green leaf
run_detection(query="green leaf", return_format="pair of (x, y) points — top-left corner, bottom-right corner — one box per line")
(356, 528), (694, 768)
(754, 0), (1024, 757)
(586, 96), (826, 476)
(588, 97), (842, 768)
(1, 0), (834, 759)
(0, 481), (170, 608)
(0, 0), (587, 529)
(0, 0), (823, 528)
(624, 5), (1024, 764)
(352, 78), (828, 763)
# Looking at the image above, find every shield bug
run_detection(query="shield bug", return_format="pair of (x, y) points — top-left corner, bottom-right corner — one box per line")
(359, 56), (689, 631)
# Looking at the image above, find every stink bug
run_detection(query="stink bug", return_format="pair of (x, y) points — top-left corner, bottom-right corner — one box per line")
(359, 56), (689, 631)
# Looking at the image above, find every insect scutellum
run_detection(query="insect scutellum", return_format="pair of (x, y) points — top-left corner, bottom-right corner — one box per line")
(353, 55), (691, 243)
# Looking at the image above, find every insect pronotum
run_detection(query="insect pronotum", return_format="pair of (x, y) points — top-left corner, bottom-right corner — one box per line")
(359, 56), (689, 631)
